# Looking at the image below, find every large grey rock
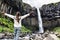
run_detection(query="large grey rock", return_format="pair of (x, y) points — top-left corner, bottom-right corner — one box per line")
(0, 33), (5, 38)
(43, 34), (59, 40)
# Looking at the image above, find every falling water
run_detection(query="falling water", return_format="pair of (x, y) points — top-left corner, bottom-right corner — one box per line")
(36, 8), (44, 33)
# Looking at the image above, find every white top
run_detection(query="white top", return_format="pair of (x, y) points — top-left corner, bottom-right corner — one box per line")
(5, 13), (30, 27)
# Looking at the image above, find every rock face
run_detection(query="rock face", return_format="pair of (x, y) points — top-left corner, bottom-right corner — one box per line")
(40, 2), (60, 28)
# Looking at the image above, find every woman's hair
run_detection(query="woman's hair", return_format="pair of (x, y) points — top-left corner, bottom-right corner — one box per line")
(16, 11), (21, 23)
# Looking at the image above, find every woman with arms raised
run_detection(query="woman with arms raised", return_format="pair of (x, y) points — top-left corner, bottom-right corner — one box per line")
(1, 11), (34, 40)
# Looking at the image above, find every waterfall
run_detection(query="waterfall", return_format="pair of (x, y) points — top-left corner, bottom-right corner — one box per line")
(37, 8), (44, 33)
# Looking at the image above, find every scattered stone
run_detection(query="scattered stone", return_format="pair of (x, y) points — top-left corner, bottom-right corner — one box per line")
(0, 31), (60, 40)
(19, 37), (23, 40)
(50, 31), (54, 34)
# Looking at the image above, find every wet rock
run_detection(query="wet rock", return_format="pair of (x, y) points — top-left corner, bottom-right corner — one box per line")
(50, 31), (54, 34)
(54, 32), (59, 36)
(56, 34), (60, 38)
(0, 33), (5, 39)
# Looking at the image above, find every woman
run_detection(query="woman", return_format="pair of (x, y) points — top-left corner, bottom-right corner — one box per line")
(1, 11), (33, 40)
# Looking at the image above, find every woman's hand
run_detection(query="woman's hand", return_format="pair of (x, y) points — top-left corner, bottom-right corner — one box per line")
(30, 11), (35, 16)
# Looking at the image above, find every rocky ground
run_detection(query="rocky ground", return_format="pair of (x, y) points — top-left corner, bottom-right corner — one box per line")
(0, 30), (60, 40)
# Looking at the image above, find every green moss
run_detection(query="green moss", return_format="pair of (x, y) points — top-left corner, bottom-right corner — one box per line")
(0, 26), (3, 32)
(53, 27), (60, 34)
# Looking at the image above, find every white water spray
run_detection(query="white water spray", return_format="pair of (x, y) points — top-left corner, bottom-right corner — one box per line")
(22, 0), (60, 33)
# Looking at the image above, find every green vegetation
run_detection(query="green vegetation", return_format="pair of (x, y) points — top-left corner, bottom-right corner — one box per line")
(0, 17), (31, 33)
(21, 25), (32, 32)
(0, 18), (14, 29)
(53, 27), (60, 34)
(0, 26), (3, 32)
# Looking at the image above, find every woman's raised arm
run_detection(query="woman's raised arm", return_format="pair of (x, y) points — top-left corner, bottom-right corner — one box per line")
(4, 13), (14, 19)
(21, 13), (30, 19)
(21, 11), (34, 19)
(1, 12), (14, 19)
